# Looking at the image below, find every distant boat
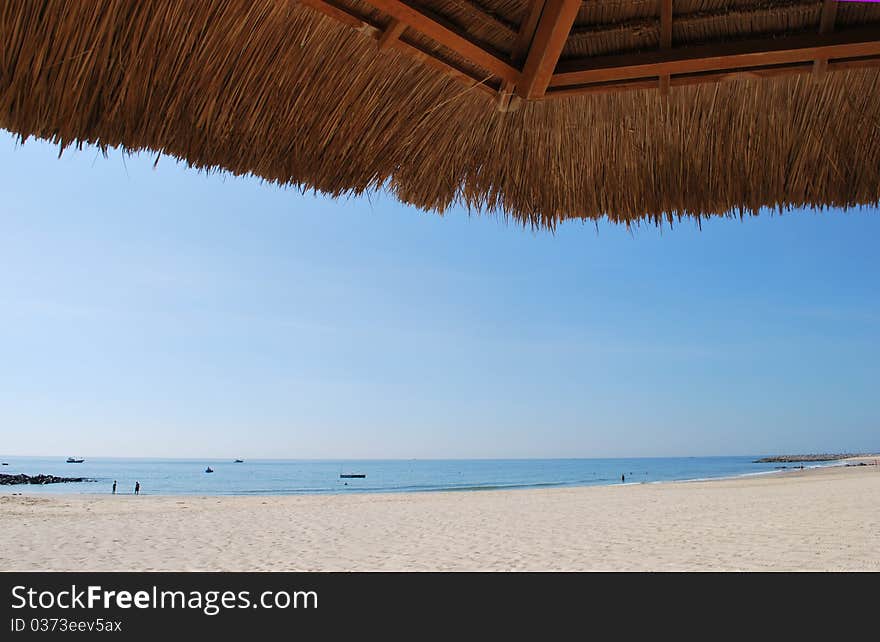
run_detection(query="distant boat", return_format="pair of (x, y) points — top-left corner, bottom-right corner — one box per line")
(205, 467), (214, 473)
(66, 457), (84, 463)
(340, 473), (366, 479)
(1, 462), (8, 466)
(234, 459), (244, 463)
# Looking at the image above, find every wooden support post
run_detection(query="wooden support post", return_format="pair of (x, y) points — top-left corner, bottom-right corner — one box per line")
(659, 0), (673, 95)
(813, 0), (838, 79)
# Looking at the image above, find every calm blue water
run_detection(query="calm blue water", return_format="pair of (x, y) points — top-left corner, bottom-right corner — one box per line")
(0, 455), (827, 496)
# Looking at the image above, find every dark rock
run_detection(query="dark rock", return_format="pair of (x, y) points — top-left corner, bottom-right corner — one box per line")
(0, 473), (96, 486)
(753, 454), (869, 464)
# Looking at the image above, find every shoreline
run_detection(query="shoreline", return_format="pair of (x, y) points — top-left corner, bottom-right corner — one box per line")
(667, 454), (879, 485)
(3, 461), (879, 571)
(3, 455), (876, 499)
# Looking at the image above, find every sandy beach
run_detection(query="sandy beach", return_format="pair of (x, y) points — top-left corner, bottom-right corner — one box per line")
(2, 460), (878, 572)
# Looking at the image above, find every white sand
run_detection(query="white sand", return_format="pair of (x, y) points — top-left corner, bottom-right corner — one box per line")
(2, 461), (879, 571)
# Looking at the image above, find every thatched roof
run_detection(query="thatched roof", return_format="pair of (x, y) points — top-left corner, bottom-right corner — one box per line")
(2, 0), (880, 228)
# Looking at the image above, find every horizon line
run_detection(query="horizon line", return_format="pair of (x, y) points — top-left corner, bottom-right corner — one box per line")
(3, 452), (877, 462)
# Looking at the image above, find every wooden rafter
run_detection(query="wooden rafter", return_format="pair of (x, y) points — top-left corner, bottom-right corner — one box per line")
(813, 0), (838, 78)
(360, 0), (519, 82)
(300, 0), (880, 102)
(517, 0), (581, 99)
(659, 0), (673, 95)
(452, 0), (519, 38)
(819, 0), (839, 33)
(551, 25), (880, 90)
(300, 0), (364, 29)
(545, 57), (880, 98)
(299, 0), (497, 95)
(378, 18), (407, 50)
(511, 0), (549, 65)
(497, 0), (547, 111)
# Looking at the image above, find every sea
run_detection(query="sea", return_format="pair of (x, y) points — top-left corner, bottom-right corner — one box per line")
(0, 455), (836, 496)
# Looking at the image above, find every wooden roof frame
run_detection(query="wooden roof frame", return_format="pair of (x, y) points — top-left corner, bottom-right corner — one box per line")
(517, 0), (581, 99)
(298, 0), (880, 103)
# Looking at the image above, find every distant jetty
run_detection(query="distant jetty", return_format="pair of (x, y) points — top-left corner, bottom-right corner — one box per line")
(754, 454), (869, 464)
(0, 473), (96, 486)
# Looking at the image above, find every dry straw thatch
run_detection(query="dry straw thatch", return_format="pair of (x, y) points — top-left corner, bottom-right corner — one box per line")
(1, 0), (879, 228)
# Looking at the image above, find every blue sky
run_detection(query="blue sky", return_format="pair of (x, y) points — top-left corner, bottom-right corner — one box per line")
(1, 132), (878, 458)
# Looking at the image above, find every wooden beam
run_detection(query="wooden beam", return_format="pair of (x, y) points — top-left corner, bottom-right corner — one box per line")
(299, 0), (497, 96)
(360, 0), (519, 82)
(300, 0), (366, 29)
(813, 0), (838, 78)
(298, 0), (872, 103)
(551, 25), (880, 89)
(511, 0), (548, 65)
(402, 41), (498, 95)
(819, 0), (838, 34)
(516, 0), (581, 99)
(659, 0), (673, 95)
(378, 18), (407, 50)
(497, 1), (547, 111)
(453, 0), (519, 39)
(543, 55), (880, 98)
(660, 0), (673, 48)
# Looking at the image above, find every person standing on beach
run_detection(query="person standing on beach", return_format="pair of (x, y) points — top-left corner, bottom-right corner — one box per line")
(112, 480), (116, 494)
(134, 481), (140, 495)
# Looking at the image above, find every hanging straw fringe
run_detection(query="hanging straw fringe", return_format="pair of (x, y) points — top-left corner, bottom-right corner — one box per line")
(1, 0), (879, 229)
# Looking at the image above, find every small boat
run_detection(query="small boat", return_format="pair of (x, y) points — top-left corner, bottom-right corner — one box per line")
(1, 462), (8, 466)
(66, 457), (84, 463)
(234, 459), (244, 463)
(340, 473), (366, 479)
(205, 467), (214, 473)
